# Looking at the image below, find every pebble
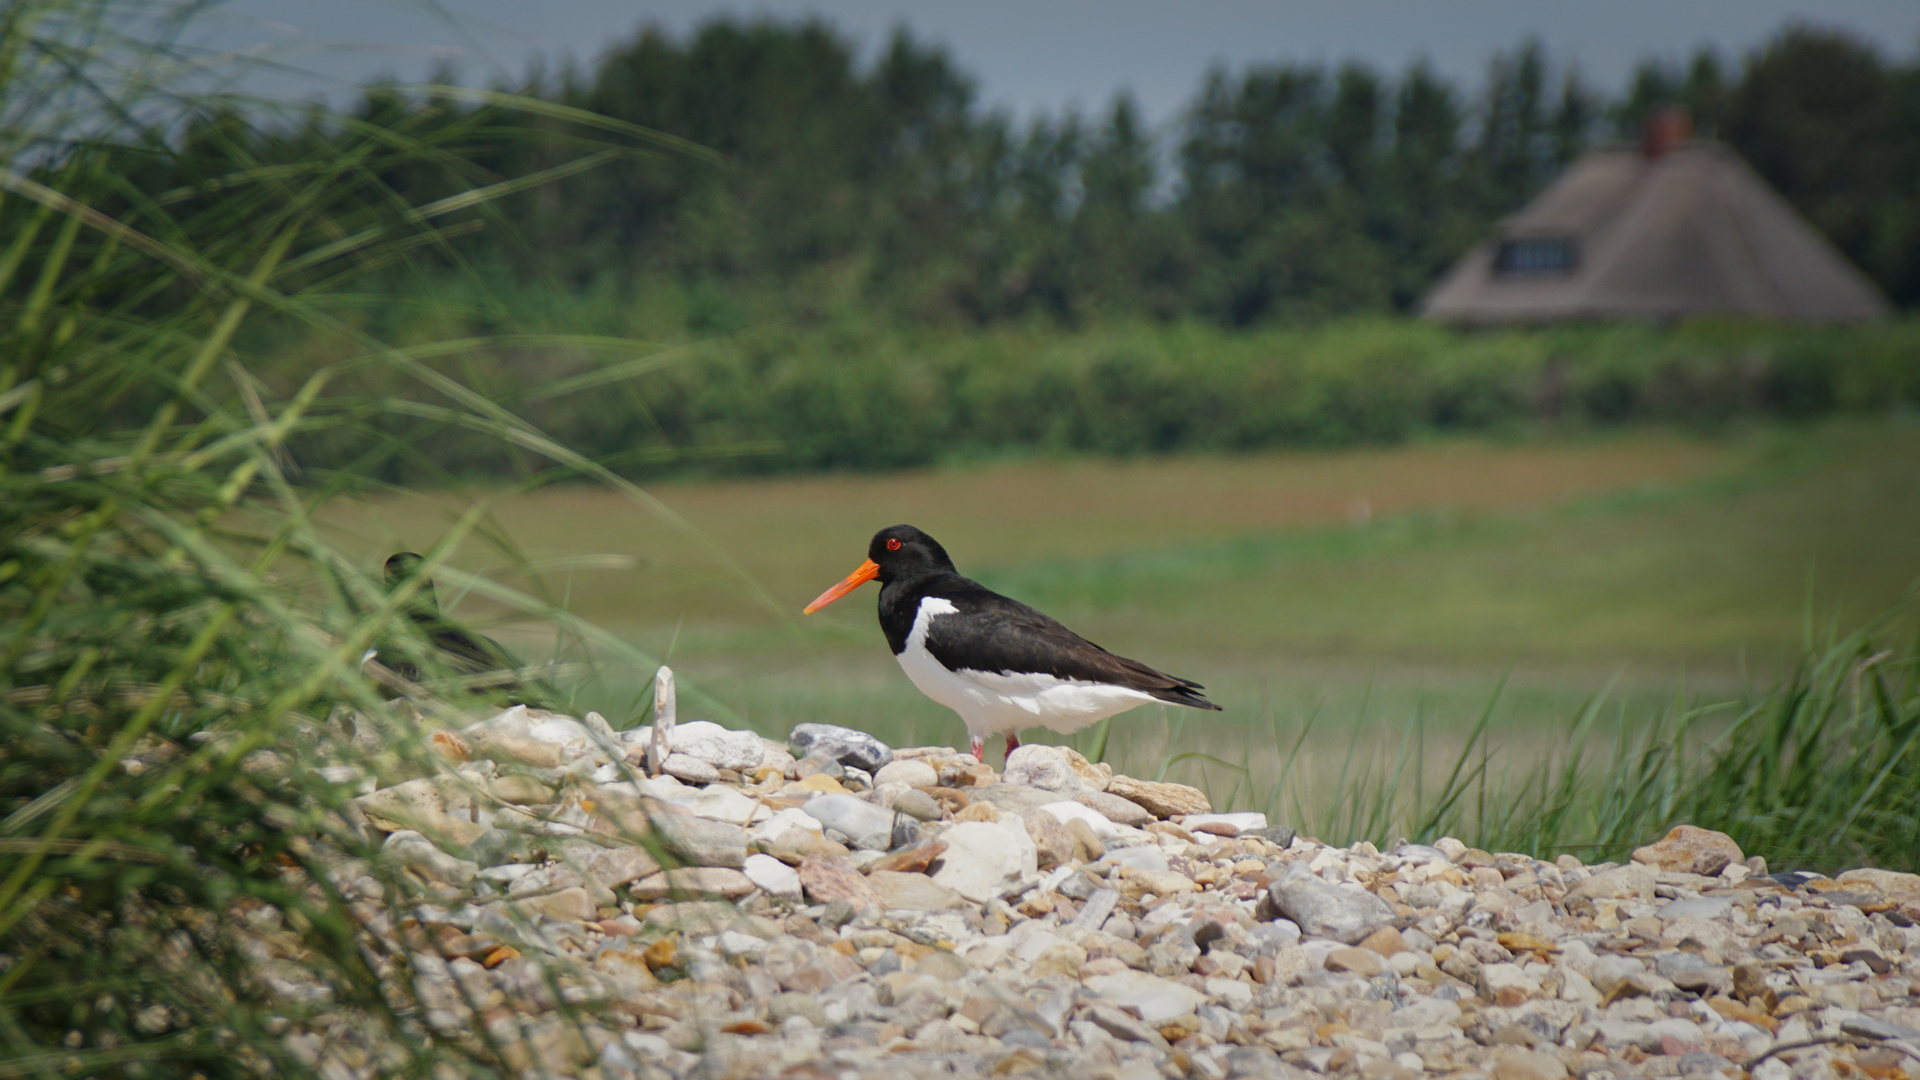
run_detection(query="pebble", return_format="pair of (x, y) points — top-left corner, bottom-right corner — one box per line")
(787, 723), (892, 773)
(1263, 872), (1395, 944)
(665, 720), (767, 771)
(741, 853), (802, 898)
(1633, 825), (1745, 876)
(799, 793), (897, 851)
(871, 759), (937, 788)
(930, 818), (1038, 903)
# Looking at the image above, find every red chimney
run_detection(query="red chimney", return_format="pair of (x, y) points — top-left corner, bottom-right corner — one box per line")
(1641, 106), (1693, 159)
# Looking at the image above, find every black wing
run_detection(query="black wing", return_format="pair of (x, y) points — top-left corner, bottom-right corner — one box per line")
(923, 587), (1220, 710)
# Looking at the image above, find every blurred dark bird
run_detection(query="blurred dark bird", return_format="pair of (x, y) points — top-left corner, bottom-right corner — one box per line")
(378, 552), (521, 693)
(802, 524), (1220, 762)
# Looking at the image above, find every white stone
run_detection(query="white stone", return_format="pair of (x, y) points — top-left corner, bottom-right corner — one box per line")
(750, 807), (825, 845)
(1001, 745), (1083, 793)
(1038, 800), (1145, 842)
(743, 853), (802, 898)
(661, 753), (722, 785)
(718, 931), (768, 957)
(1182, 812), (1267, 833)
(668, 721), (767, 772)
(1083, 971), (1207, 1023)
(1205, 977), (1254, 1009)
(528, 715), (596, 747)
(669, 784), (769, 825)
(872, 759), (938, 788)
(800, 794), (896, 851)
(931, 818), (1038, 903)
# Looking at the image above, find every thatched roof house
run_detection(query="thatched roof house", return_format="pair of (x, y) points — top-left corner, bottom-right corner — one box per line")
(1421, 115), (1890, 324)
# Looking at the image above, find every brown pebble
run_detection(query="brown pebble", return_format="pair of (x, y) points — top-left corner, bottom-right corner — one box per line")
(869, 839), (947, 874)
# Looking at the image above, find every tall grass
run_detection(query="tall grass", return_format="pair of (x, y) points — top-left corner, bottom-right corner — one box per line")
(0, 3), (761, 1075)
(1122, 600), (1920, 870)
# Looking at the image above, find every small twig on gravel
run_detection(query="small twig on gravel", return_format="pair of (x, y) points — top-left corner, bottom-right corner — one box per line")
(1748, 1036), (1872, 1067)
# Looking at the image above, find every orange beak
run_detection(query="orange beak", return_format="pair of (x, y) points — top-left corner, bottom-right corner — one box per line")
(803, 558), (880, 614)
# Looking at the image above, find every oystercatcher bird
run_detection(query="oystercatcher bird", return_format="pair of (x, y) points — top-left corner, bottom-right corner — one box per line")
(803, 525), (1220, 762)
(379, 552), (521, 693)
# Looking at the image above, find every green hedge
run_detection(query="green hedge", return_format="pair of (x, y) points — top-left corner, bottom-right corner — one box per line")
(274, 311), (1920, 482)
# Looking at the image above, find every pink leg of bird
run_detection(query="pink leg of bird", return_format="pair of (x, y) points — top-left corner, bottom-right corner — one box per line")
(970, 734), (984, 762)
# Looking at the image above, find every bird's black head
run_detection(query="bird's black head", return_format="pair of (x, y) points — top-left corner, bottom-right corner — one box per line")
(384, 551), (440, 612)
(866, 524), (954, 583)
(803, 524), (955, 614)
(384, 551), (425, 586)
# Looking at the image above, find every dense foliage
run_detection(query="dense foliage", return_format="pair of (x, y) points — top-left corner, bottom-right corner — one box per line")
(162, 19), (1920, 325)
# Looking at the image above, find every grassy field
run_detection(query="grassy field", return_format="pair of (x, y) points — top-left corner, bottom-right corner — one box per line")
(318, 420), (1920, 771)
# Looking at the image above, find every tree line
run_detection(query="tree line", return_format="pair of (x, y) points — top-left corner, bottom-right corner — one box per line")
(304, 19), (1915, 328)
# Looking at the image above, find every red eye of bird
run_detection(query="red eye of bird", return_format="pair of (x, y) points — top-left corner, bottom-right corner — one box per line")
(886, 538), (901, 551)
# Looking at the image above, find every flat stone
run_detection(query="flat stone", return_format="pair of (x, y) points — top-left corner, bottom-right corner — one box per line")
(969, 783), (1062, 814)
(869, 870), (966, 910)
(381, 829), (479, 886)
(629, 867), (754, 900)
(1101, 846), (1169, 873)
(654, 815), (749, 868)
(1105, 775), (1210, 817)
(1564, 864), (1655, 909)
(798, 857), (882, 908)
(668, 721), (767, 772)
(668, 784), (769, 825)
(800, 793), (896, 851)
(930, 818), (1038, 903)
(1632, 826), (1743, 877)
(1182, 812), (1267, 834)
(787, 723), (892, 773)
(1658, 897), (1733, 921)
(872, 759), (937, 788)
(659, 753), (720, 785)
(1490, 1051), (1569, 1080)
(1075, 789), (1155, 826)
(1836, 868), (1920, 901)
(515, 885), (596, 922)
(1325, 947), (1385, 975)
(742, 853), (802, 898)
(1082, 1003), (1170, 1049)
(1264, 875), (1395, 944)
(1083, 970), (1207, 1023)
(577, 845), (662, 889)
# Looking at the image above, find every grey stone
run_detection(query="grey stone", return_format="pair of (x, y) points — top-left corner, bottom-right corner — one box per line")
(787, 723), (893, 773)
(1264, 875), (1396, 944)
(1082, 1004), (1170, 1049)
(1248, 824), (1298, 848)
(668, 721), (766, 772)
(1842, 1016), (1920, 1042)
(887, 788), (943, 822)
(1073, 888), (1121, 930)
(468, 828), (537, 867)
(1075, 788), (1155, 826)
(869, 871), (966, 910)
(1658, 897), (1733, 921)
(654, 814), (750, 868)
(1082, 970), (1207, 1023)
(1102, 846), (1169, 873)
(969, 783), (1063, 815)
(381, 830), (478, 886)
(999, 1027), (1052, 1050)
(800, 794), (896, 851)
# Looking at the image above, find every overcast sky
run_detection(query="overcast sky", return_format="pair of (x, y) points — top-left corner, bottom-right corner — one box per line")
(205, 1), (1920, 122)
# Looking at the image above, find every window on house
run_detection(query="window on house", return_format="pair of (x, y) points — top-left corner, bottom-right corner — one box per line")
(1494, 238), (1577, 275)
